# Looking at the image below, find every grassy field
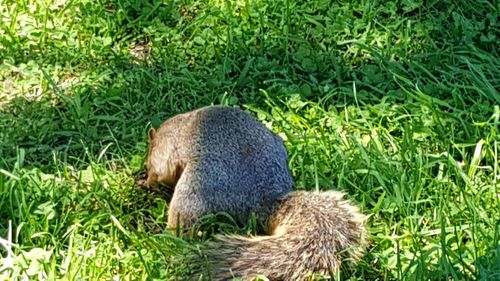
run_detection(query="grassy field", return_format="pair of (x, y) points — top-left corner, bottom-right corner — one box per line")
(1, 0), (499, 280)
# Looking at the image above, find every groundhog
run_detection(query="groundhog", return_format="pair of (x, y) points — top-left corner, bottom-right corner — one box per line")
(143, 106), (293, 229)
(141, 106), (368, 280)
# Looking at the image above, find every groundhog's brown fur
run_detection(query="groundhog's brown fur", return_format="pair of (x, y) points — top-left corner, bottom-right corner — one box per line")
(199, 191), (368, 280)
(143, 106), (293, 229)
(141, 106), (368, 280)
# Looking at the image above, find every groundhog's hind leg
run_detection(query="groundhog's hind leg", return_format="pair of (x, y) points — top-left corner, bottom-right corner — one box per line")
(167, 168), (208, 233)
(167, 188), (192, 230)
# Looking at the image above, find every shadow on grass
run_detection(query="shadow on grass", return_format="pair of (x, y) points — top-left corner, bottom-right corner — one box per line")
(476, 245), (500, 280)
(1, 0), (498, 172)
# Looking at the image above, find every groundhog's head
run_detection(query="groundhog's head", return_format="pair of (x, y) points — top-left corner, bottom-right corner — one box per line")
(139, 127), (184, 190)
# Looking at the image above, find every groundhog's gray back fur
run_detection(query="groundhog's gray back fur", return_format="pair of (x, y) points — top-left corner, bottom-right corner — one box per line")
(156, 106), (293, 227)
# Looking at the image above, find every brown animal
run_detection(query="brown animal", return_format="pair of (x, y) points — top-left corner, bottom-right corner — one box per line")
(142, 106), (368, 280)
(143, 106), (293, 229)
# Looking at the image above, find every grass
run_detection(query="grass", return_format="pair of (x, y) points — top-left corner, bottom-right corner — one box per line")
(0, 0), (499, 279)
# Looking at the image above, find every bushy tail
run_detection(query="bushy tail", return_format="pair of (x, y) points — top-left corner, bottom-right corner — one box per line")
(197, 191), (368, 281)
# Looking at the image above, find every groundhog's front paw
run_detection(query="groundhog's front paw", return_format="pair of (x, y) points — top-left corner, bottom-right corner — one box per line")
(136, 174), (174, 202)
(135, 171), (148, 188)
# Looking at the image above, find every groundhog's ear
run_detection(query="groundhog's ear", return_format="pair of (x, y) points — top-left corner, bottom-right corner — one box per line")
(148, 128), (156, 143)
